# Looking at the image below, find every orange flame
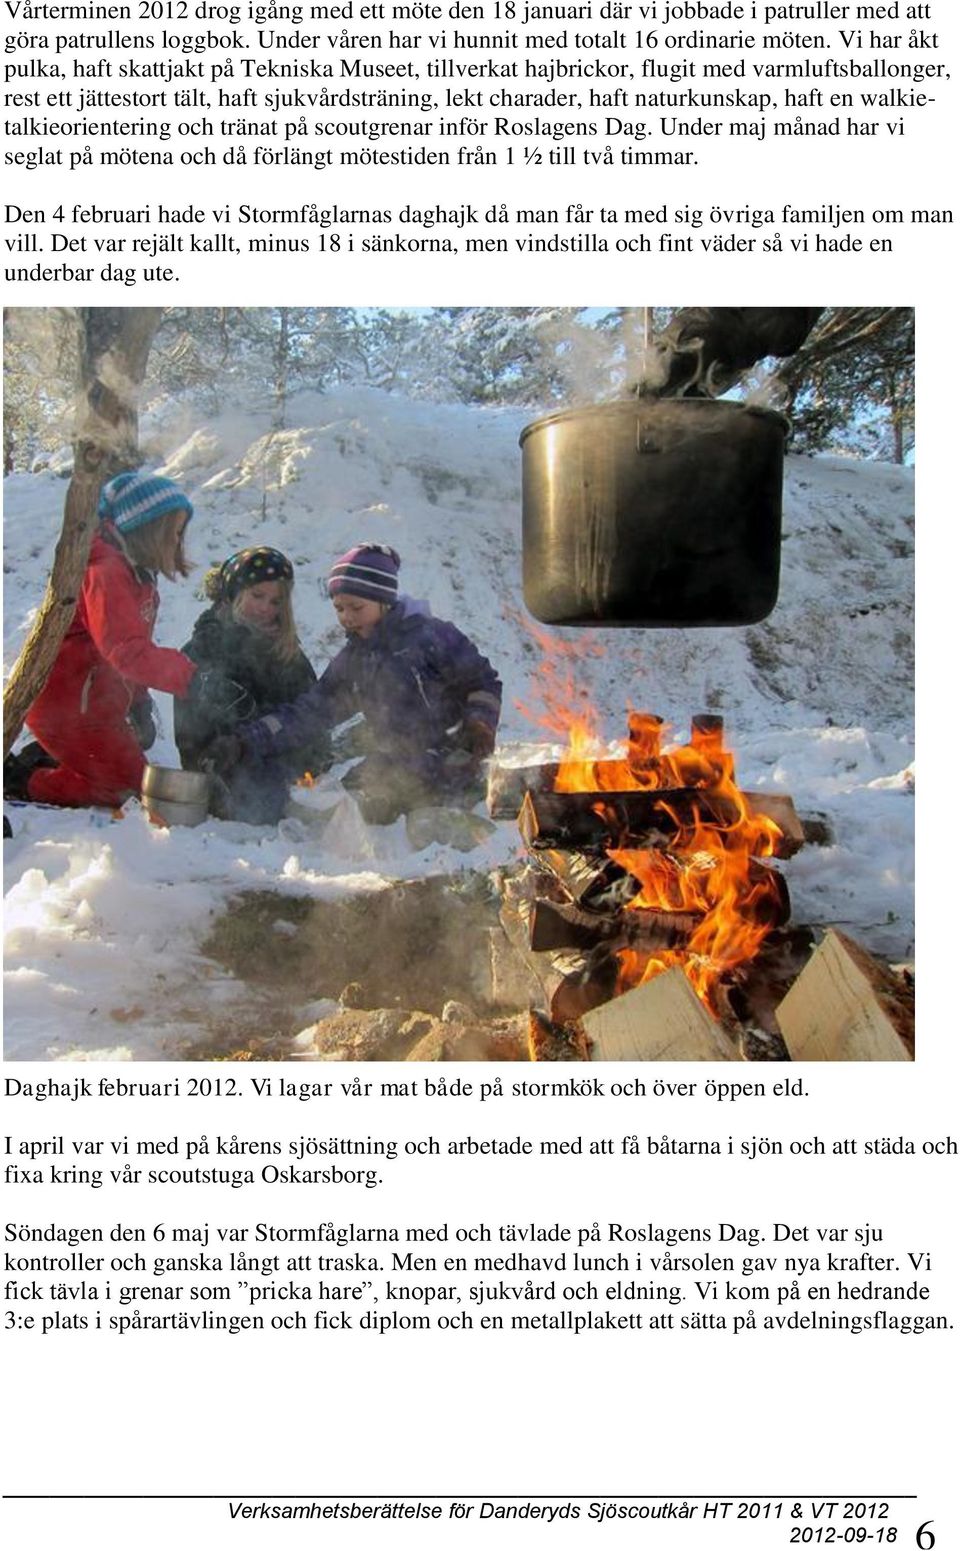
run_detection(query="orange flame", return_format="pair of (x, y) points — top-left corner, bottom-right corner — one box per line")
(553, 710), (733, 796)
(554, 714), (784, 1015)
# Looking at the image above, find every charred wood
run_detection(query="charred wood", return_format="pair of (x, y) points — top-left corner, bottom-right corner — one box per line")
(799, 812), (835, 848)
(528, 1009), (590, 1062)
(550, 948), (622, 1025)
(714, 926), (815, 1056)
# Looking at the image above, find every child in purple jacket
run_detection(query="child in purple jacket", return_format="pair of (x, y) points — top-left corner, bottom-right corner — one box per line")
(210, 543), (502, 824)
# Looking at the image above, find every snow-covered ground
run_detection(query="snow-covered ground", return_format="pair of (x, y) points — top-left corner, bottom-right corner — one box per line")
(2, 387), (914, 1060)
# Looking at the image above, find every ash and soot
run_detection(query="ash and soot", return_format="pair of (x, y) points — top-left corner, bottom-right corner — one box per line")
(200, 875), (527, 1061)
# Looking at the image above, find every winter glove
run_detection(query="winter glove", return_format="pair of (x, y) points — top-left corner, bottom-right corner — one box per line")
(459, 717), (496, 761)
(201, 733), (244, 777)
(185, 668), (255, 727)
(128, 694), (159, 752)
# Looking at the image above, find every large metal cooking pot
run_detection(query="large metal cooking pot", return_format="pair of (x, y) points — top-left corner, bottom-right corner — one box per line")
(520, 396), (789, 627)
(141, 764), (211, 827)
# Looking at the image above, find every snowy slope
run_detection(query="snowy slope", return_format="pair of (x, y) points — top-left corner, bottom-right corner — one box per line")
(2, 387), (914, 1060)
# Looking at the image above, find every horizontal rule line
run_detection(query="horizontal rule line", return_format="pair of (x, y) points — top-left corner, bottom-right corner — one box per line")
(4, 1495), (919, 1502)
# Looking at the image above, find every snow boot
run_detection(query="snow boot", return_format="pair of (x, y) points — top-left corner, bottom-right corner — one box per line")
(3, 741), (58, 801)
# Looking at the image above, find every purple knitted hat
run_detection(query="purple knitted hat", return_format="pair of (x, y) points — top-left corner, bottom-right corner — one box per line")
(328, 543), (400, 605)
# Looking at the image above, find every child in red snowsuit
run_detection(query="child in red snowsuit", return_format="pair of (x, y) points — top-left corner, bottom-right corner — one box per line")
(22, 472), (199, 809)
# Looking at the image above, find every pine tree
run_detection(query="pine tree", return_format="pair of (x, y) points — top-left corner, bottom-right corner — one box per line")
(774, 308), (915, 463)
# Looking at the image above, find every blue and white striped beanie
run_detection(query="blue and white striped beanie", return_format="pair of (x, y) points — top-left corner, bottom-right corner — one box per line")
(328, 543), (400, 604)
(98, 471), (193, 534)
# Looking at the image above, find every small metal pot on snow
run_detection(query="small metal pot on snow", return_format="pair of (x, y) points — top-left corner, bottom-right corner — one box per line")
(141, 764), (211, 827)
(520, 395), (789, 628)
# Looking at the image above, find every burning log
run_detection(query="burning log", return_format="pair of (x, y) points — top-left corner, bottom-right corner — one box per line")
(582, 969), (738, 1062)
(529, 838), (789, 938)
(774, 929), (915, 1061)
(488, 758), (667, 818)
(690, 713), (724, 741)
(500, 707), (816, 1047)
(491, 763), (804, 857)
(519, 787), (743, 852)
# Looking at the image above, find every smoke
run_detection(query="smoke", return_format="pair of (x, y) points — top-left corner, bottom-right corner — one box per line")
(742, 361), (792, 415)
(632, 343), (673, 397)
(534, 308), (675, 408)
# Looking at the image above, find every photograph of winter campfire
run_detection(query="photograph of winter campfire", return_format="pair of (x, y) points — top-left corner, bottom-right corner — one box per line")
(2, 306), (914, 1063)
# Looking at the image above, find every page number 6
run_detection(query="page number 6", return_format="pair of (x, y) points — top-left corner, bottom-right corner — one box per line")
(915, 1524), (935, 1550)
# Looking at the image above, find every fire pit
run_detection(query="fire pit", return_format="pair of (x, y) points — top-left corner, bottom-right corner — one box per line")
(490, 714), (914, 1063)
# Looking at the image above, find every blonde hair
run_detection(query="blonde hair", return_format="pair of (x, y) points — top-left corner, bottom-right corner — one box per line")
(231, 578), (300, 663)
(122, 509), (193, 581)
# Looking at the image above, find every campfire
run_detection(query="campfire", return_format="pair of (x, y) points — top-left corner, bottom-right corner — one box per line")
(490, 713), (914, 1063)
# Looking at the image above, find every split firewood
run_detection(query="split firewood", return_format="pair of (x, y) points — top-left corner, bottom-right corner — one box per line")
(500, 892), (588, 1012)
(529, 848), (641, 913)
(528, 899), (621, 952)
(499, 894), (623, 1025)
(743, 794), (805, 857)
(775, 928), (915, 1061)
(528, 898), (702, 953)
(487, 760), (561, 819)
(583, 968), (738, 1062)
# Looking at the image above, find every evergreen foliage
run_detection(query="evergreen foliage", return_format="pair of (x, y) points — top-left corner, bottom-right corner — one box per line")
(3, 305), (915, 472)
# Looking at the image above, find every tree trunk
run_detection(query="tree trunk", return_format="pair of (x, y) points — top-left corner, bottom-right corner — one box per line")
(887, 370), (906, 465)
(892, 409), (905, 467)
(274, 306), (289, 429)
(3, 307), (162, 757)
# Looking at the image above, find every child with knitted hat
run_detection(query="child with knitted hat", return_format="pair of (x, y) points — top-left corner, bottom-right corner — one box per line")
(175, 546), (324, 823)
(11, 471), (204, 810)
(210, 542), (502, 826)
